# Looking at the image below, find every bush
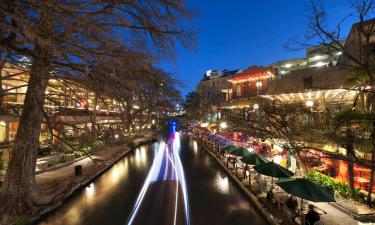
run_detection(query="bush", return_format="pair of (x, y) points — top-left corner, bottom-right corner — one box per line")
(91, 140), (104, 152)
(15, 215), (31, 225)
(0, 158), (7, 170)
(73, 146), (92, 158)
(48, 157), (65, 167)
(307, 169), (361, 199)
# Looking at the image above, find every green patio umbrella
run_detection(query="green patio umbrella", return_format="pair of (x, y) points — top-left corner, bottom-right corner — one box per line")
(276, 177), (335, 225)
(276, 178), (335, 202)
(220, 145), (238, 168)
(240, 152), (268, 185)
(229, 146), (250, 157)
(220, 145), (238, 153)
(253, 161), (294, 178)
(241, 152), (268, 166)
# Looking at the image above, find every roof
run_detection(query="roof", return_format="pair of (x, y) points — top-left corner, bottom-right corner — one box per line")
(222, 69), (240, 77)
(228, 66), (274, 82)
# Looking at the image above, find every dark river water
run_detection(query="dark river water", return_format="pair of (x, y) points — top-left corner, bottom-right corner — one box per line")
(37, 136), (269, 225)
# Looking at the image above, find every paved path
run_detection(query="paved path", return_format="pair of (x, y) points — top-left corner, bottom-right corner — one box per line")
(36, 134), (155, 186)
(316, 202), (375, 225)
(36, 157), (95, 185)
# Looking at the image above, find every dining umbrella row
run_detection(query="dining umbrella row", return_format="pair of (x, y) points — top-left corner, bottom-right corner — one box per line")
(220, 145), (335, 204)
(202, 134), (336, 201)
(201, 132), (234, 147)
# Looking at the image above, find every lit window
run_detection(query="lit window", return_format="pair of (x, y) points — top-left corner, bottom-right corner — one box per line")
(236, 85), (241, 97)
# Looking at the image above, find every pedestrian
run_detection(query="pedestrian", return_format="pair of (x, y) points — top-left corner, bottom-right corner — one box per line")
(285, 196), (298, 222)
(305, 204), (320, 225)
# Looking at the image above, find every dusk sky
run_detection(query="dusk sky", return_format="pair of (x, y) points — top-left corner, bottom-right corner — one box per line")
(162, 0), (357, 97)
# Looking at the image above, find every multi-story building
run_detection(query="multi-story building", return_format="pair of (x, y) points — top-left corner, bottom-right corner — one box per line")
(196, 69), (239, 106)
(0, 63), (152, 161)
(271, 42), (344, 78)
(223, 66), (276, 108)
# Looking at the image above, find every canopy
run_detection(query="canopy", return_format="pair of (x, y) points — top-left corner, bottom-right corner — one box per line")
(229, 147), (251, 157)
(253, 161), (294, 178)
(276, 178), (335, 202)
(220, 145), (238, 152)
(241, 153), (268, 166)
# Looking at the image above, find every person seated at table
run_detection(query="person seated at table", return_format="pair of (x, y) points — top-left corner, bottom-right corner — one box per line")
(285, 196), (298, 222)
(266, 187), (274, 202)
(243, 164), (249, 178)
(305, 204), (320, 225)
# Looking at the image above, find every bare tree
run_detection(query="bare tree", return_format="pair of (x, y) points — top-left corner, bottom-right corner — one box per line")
(0, 0), (193, 223)
(285, 0), (375, 203)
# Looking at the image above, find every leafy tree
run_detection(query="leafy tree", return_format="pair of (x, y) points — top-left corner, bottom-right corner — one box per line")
(182, 91), (203, 122)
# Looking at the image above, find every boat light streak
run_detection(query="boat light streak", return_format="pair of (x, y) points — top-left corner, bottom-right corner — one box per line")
(127, 131), (190, 225)
(127, 141), (166, 225)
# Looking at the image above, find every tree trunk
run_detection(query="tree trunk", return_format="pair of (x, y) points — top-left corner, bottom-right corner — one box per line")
(295, 151), (308, 176)
(0, 46), (50, 222)
(0, 61), (5, 107)
(347, 152), (356, 197)
(91, 94), (98, 138)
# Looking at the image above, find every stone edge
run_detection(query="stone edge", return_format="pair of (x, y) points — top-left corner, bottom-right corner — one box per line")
(29, 136), (158, 224)
(193, 136), (280, 225)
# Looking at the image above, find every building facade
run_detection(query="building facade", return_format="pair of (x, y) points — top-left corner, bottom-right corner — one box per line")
(0, 63), (155, 162)
(196, 69), (239, 106)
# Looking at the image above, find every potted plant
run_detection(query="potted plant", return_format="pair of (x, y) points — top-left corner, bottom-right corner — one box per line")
(0, 157), (7, 176)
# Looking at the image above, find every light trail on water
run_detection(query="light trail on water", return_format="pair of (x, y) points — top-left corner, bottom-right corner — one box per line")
(126, 132), (190, 225)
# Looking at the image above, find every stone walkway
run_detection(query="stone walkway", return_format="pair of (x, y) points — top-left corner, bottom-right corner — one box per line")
(36, 133), (156, 186)
(316, 202), (374, 225)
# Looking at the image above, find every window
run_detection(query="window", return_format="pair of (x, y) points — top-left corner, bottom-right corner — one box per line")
(236, 85), (241, 97)
(256, 80), (263, 91)
(304, 76), (313, 89)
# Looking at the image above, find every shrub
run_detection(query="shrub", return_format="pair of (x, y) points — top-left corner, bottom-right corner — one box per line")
(48, 157), (65, 167)
(307, 169), (361, 199)
(73, 146), (92, 158)
(15, 215), (31, 225)
(0, 158), (7, 170)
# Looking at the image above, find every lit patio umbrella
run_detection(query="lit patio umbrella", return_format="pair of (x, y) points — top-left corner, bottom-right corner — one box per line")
(229, 147), (251, 176)
(276, 177), (335, 202)
(220, 145), (238, 168)
(220, 145), (238, 153)
(216, 138), (228, 146)
(241, 152), (268, 166)
(253, 161), (294, 178)
(241, 152), (268, 185)
(276, 177), (335, 225)
(229, 146), (250, 157)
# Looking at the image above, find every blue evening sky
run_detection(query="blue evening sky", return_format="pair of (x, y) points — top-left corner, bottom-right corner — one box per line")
(160, 1), (357, 97)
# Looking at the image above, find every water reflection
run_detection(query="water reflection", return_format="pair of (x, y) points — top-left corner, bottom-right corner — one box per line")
(192, 140), (198, 155)
(37, 144), (155, 225)
(38, 139), (269, 225)
(108, 159), (128, 186)
(215, 172), (229, 194)
(85, 183), (96, 202)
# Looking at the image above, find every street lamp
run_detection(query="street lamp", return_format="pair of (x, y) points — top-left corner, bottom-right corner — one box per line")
(253, 104), (259, 110)
(220, 122), (227, 129)
(305, 100), (314, 107)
